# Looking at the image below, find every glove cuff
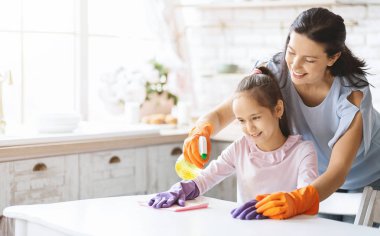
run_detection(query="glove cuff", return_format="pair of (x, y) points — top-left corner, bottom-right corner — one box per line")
(180, 180), (200, 200)
(299, 185), (319, 215)
(190, 122), (214, 137)
(304, 185), (319, 215)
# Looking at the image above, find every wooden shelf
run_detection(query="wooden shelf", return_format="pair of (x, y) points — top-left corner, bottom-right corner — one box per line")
(177, 0), (379, 9)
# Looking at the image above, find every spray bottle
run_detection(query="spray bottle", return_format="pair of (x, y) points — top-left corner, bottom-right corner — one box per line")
(175, 136), (207, 180)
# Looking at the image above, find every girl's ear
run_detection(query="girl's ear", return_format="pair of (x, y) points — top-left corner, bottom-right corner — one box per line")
(275, 100), (284, 119)
(327, 52), (341, 67)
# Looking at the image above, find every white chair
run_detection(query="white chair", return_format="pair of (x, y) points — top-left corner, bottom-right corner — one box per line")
(319, 186), (378, 227)
(355, 186), (380, 227)
(319, 191), (364, 219)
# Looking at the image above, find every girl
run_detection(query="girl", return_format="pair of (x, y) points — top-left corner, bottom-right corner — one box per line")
(148, 67), (318, 220)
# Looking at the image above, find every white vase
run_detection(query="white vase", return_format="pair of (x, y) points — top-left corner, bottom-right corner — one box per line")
(124, 102), (140, 124)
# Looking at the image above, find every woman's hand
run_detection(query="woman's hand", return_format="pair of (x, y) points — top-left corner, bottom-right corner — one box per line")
(255, 185), (319, 220)
(183, 123), (213, 169)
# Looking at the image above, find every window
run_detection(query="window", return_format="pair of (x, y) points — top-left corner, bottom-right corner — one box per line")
(0, 0), (163, 127)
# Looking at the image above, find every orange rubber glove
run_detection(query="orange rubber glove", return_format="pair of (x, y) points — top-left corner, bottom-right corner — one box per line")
(183, 122), (213, 169)
(255, 185), (319, 220)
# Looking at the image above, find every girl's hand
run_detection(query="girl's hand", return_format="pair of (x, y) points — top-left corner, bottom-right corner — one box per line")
(231, 199), (267, 220)
(148, 181), (199, 208)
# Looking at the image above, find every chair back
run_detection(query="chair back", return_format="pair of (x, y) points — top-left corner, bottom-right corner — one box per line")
(354, 186), (380, 227)
(363, 188), (380, 226)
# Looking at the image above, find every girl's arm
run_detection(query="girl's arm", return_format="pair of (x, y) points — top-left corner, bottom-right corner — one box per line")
(297, 142), (319, 188)
(311, 91), (364, 201)
(193, 142), (237, 195)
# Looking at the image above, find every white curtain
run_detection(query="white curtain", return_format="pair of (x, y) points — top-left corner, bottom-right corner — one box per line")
(142, 0), (194, 100)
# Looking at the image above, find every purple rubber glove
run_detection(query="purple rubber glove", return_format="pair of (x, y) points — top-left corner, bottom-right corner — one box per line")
(148, 180), (199, 209)
(231, 199), (268, 220)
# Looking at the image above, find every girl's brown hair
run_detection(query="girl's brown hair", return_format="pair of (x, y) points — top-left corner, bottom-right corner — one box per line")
(236, 66), (290, 137)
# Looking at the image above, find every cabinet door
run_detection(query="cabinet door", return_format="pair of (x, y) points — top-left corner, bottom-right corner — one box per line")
(0, 162), (9, 214)
(147, 143), (182, 194)
(203, 141), (237, 202)
(6, 155), (78, 206)
(79, 148), (147, 199)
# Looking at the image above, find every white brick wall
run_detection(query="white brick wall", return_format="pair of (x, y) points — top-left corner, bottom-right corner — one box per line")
(180, 3), (380, 111)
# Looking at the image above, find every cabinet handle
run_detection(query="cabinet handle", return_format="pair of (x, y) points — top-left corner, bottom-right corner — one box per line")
(170, 147), (183, 156)
(109, 156), (121, 164)
(33, 163), (47, 172)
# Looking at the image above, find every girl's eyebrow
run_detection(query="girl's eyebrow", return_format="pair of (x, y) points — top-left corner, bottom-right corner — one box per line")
(287, 45), (319, 59)
(235, 112), (261, 120)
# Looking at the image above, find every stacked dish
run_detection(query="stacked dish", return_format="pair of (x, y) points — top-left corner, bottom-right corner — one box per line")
(37, 113), (81, 133)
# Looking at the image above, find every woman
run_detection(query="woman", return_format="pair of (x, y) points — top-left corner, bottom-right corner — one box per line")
(182, 7), (380, 220)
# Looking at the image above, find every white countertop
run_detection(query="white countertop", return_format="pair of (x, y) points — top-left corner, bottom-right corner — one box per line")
(4, 195), (379, 236)
(0, 123), (187, 147)
(0, 121), (239, 148)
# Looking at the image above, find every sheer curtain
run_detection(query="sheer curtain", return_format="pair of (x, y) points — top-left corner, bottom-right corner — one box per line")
(143, 0), (193, 100)
(88, 0), (193, 121)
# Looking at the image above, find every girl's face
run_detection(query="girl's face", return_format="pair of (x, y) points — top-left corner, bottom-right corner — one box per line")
(233, 92), (284, 151)
(285, 32), (340, 86)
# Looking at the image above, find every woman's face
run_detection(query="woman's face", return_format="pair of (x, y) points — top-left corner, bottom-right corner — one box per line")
(233, 92), (283, 151)
(285, 32), (339, 86)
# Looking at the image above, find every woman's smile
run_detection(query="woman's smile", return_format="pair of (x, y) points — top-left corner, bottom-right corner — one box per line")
(291, 70), (307, 79)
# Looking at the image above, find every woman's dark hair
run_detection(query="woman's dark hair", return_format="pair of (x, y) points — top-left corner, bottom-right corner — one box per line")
(278, 7), (369, 88)
(236, 66), (290, 137)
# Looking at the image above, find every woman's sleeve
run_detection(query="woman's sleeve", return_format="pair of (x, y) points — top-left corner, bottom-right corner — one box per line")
(328, 85), (374, 156)
(252, 53), (283, 78)
(193, 142), (237, 195)
(297, 141), (319, 188)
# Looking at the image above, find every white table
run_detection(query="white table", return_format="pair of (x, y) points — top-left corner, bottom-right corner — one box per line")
(3, 195), (379, 236)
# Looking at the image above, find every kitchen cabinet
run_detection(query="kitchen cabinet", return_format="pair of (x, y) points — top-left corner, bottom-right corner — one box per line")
(146, 143), (182, 193)
(0, 162), (8, 214)
(145, 140), (237, 201)
(0, 154), (78, 214)
(79, 148), (148, 199)
(203, 141), (237, 202)
(0, 142), (185, 216)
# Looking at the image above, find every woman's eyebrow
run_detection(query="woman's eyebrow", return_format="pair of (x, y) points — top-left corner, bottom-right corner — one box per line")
(249, 112), (261, 117)
(287, 45), (319, 59)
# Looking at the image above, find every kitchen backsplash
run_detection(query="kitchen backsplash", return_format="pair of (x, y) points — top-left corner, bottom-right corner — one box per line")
(179, 2), (380, 113)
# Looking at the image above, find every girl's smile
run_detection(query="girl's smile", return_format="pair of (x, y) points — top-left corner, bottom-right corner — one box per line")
(233, 92), (286, 152)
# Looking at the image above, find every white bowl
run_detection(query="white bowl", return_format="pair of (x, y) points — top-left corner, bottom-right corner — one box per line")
(37, 113), (81, 133)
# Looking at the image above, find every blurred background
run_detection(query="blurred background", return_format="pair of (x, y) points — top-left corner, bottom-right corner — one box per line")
(0, 0), (379, 132)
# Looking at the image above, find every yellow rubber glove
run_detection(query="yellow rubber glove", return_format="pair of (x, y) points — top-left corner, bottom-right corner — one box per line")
(183, 122), (213, 169)
(255, 185), (319, 220)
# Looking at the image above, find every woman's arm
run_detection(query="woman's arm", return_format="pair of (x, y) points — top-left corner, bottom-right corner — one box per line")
(255, 91), (364, 219)
(195, 96), (235, 136)
(183, 96), (236, 168)
(311, 91), (364, 201)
